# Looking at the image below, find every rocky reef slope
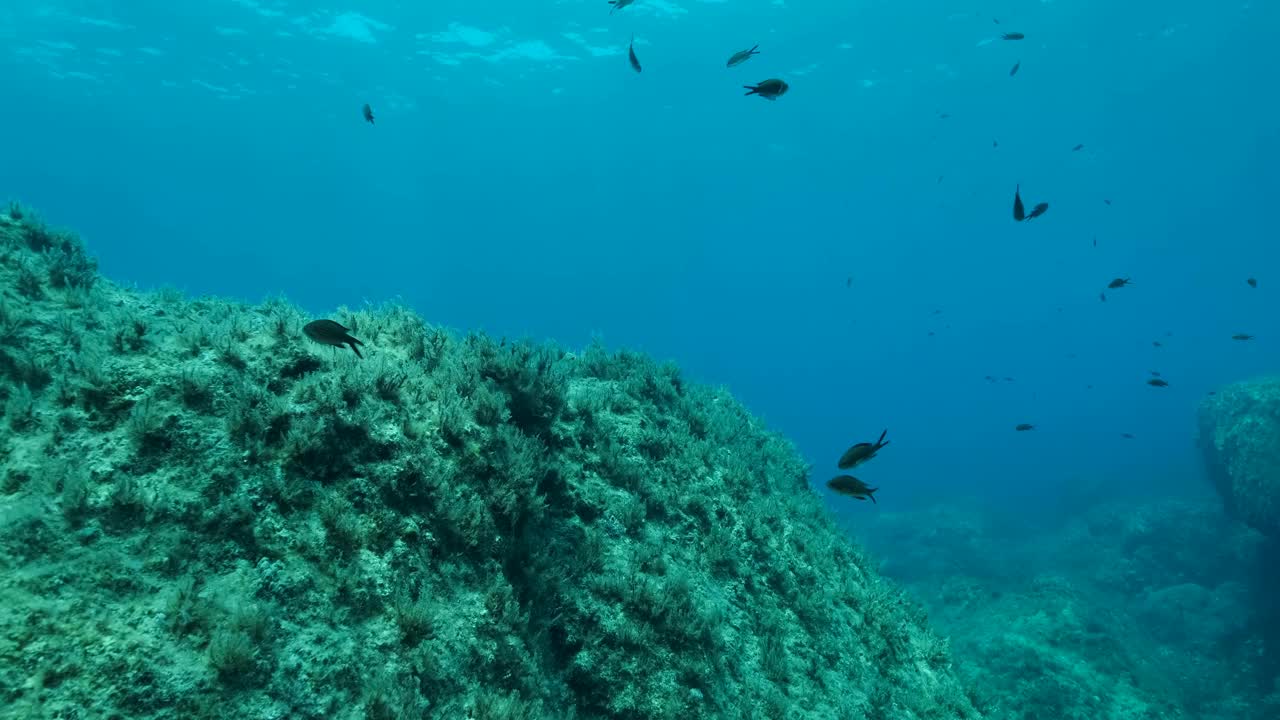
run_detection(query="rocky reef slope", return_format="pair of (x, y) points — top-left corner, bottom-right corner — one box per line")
(0, 205), (980, 719)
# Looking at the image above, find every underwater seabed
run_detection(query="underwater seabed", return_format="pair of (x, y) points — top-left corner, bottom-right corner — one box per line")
(856, 499), (1280, 720)
(2, 203), (1278, 719)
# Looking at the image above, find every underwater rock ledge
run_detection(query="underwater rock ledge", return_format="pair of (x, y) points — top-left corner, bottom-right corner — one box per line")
(1199, 377), (1280, 539)
(0, 204), (980, 719)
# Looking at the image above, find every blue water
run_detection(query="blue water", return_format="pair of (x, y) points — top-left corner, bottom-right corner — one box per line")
(1, 0), (1276, 516)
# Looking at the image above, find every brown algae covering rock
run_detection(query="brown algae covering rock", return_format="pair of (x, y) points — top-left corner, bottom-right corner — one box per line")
(1199, 376), (1280, 538)
(0, 204), (981, 719)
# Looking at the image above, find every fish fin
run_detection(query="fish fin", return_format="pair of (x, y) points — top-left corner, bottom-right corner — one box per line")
(743, 85), (757, 94)
(868, 490), (877, 504)
(877, 429), (887, 444)
(750, 45), (759, 54)
(348, 342), (363, 359)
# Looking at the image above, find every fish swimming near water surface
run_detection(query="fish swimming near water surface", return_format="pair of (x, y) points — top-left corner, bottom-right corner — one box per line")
(744, 78), (789, 100)
(727, 45), (760, 67)
(628, 34), (642, 72)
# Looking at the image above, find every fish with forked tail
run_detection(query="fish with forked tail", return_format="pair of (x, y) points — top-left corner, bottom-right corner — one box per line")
(827, 475), (878, 503)
(838, 429), (890, 469)
(744, 78), (789, 100)
(727, 45), (760, 67)
(304, 319), (365, 359)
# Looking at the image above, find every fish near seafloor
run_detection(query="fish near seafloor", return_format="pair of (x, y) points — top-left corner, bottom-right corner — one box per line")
(827, 475), (878, 504)
(838, 429), (890, 469)
(727, 45), (760, 68)
(362, 104), (375, 124)
(304, 319), (365, 359)
(744, 79), (789, 100)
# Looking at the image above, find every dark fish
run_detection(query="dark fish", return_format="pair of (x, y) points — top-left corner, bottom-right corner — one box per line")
(1015, 423), (1035, 431)
(1107, 277), (1132, 289)
(938, 111), (951, 119)
(1010, 61), (1020, 76)
(837, 429), (890, 469)
(1232, 334), (1255, 341)
(1003, 377), (1015, 382)
(1121, 433), (1135, 439)
(1002, 32), (1025, 40)
(1152, 341), (1162, 347)
(1072, 144), (1084, 151)
(303, 319), (365, 359)
(984, 375), (997, 382)
(1150, 371), (1162, 377)
(846, 276), (853, 287)
(1013, 184), (1026, 221)
(1093, 236), (1097, 247)
(727, 45), (760, 68)
(607, 0), (634, 13)
(827, 475), (878, 503)
(1025, 202), (1049, 220)
(362, 103), (375, 124)
(744, 78), (789, 100)
(1147, 378), (1169, 387)
(1247, 277), (1257, 288)
(628, 34), (641, 73)
(1100, 292), (1107, 302)
(1104, 199), (1112, 205)
(993, 140), (999, 148)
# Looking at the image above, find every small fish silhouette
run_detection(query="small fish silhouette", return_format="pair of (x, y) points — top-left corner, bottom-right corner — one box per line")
(727, 45), (760, 68)
(628, 34), (641, 73)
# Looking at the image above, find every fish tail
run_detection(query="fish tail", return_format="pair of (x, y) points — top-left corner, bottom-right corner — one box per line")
(347, 337), (365, 359)
(877, 429), (887, 444)
(743, 86), (757, 95)
(750, 45), (759, 54)
(868, 489), (878, 504)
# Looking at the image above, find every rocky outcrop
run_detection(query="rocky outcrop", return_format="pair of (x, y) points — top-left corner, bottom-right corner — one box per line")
(1199, 377), (1280, 538)
(0, 204), (981, 720)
